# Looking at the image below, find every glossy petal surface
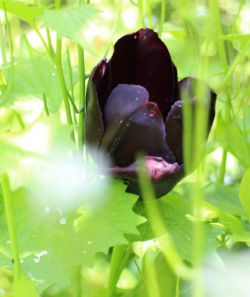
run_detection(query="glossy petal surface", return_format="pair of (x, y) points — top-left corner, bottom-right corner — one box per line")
(85, 67), (104, 147)
(101, 102), (175, 167)
(103, 84), (149, 126)
(106, 156), (183, 197)
(92, 60), (111, 110)
(179, 77), (216, 125)
(165, 100), (183, 163)
(109, 28), (178, 116)
(165, 77), (217, 164)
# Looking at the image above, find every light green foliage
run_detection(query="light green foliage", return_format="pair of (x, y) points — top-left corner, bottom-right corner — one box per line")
(0, 0), (250, 296)
(40, 4), (100, 49)
(239, 168), (250, 221)
(13, 274), (39, 297)
(0, 0), (45, 26)
(134, 192), (223, 263)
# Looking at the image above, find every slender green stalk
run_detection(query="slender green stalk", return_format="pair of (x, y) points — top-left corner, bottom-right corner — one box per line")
(158, 0), (165, 37)
(107, 245), (131, 297)
(46, 28), (55, 58)
(66, 48), (78, 126)
(1, 6), (14, 105)
(175, 276), (180, 297)
(56, 38), (73, 125)
(147, 0), (153, 28)
(138, 0), (144, 27)
(211, 0), (231, 183)
(77, 45), (86, 151)
(34, 27), (51, 55)
(70, 266), (82, 297)
(0, 21), (7, 65)
(2, 174), (21, 280)
(43, 93), (50, 116)
(143, 252), (161, 297)
(137, 158), (192, 279)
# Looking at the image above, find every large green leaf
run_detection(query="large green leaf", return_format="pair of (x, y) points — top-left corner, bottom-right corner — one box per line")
(204, 183), (243, 216)
(0, 0), (45, 26)
(39, 4), (100, 49)
(1, 54), (73, 113)
(133, 192), (223, 263)
(0, 179), (144, 292)
(215, 112), (250, 167)
(239, 168), (250, 221)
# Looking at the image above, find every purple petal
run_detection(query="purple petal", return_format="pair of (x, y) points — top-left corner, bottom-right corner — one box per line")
(92, 60), (112, 110)
(101, 102), (175, 167)
(165, 77), (217, 164)
(109, 29), (178, 116)
(106, 156), (183, 198)
(179, 77), (216, 125)
(165, 100), (184, 163)
(85, 61), (107, 147)
(103, 84), (149, 126)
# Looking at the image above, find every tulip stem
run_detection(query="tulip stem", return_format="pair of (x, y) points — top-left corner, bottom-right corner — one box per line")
(107, 245), (131, 297)
(55, 38), (73, 126)
(138, 0), (145, 27)
(147, 0), (153, 28)
(2, 173), (21, 281)
(211, 0), (231, 183)
(77, 45), (86, 153)
(70, 265), (82, 297)
(66, 47), (78, 127)
(158, 0), (165, 37)
(137, 157), (192, 280)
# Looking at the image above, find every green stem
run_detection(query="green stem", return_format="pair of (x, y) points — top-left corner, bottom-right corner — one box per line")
(107, 245), (131, 297)
(70, 266), (82, 297)
(0, 21), (7, 65)
(137, 157), (191, 279)
(138, 0), (144, 27)
(147, 0), (153, 28)
(43, 93), (50, 116)
(56, 38), (73, 125)
(66, 48), (78, 126)
(158, 0), (165, 37)
(77, 45), (86, 151)
(46, 28), (55, 58)
(1, 173), (21, 280)
(211, 0), (231, 183)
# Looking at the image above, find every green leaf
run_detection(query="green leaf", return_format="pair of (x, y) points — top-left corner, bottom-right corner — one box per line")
(0, 0), (45, 26)
(13, 274), (39, 297)
(127, 250), (177, 297)
(40, 4), (100, 48)
(1, 54), (69, 113)
(239, 168), (250, 220)
(133, 192), (223, 263)
(204, 183), (243, 216)
(0, 180), (144, 292)
(215, 112), (250, 167)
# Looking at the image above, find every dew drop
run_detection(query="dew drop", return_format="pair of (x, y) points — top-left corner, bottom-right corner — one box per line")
(44, 206), (50, 213)
(0, 289), (6, 296)
(119, 120), (123, 124)
(52, 72), (56, 76)
(87, 240), (93, 245)
(33, 258), (40, 263)
(82, 250), (87, 254)
(60, 218), (66, 225)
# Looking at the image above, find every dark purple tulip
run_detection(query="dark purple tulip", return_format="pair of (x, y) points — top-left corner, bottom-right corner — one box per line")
(85, 28), (216, 197)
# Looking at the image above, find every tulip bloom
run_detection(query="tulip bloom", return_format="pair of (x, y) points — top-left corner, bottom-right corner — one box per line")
(85, 28), (216, 197)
